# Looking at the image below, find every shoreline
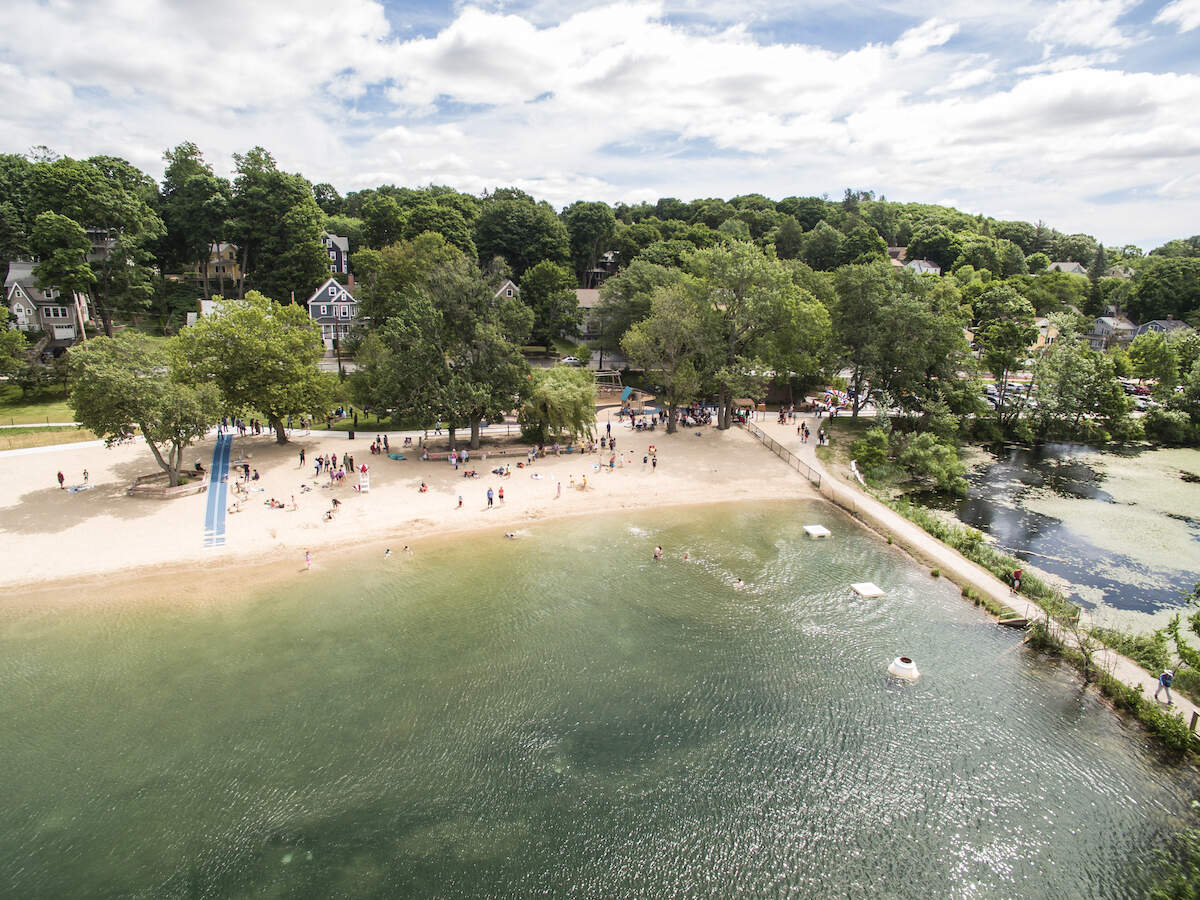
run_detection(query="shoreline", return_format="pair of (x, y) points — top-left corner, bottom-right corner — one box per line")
(0, 423), (816, 600)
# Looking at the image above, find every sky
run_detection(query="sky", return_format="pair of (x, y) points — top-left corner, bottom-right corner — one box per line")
(1, 0), (1197, 249)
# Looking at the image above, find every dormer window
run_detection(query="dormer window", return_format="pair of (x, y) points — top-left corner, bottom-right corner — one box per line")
(328, 284), (338, 297)
(506, 289), (513, 297)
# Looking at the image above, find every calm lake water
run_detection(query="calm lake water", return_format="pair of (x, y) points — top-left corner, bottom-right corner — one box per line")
(0, 501), (1193, 898)
(920, 444), (1200, 629)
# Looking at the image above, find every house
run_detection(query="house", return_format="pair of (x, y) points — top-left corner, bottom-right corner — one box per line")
(887, 246), (907, 262)
(582, 250), (620, 290)
(576, 289), (603, 338)
(1086, 315), (1137, 350)
(494, 279), (519, 300)
(306, 277), (358, 350)
(1032, 317), (1059, 352)
(4, 260), (90, 352)
(905, 259), (941, 276)
(1106, 266), (1135, 280)
(1045, 261), (1087, 276)
(1135, 318), (1191, 338)
(321, 232), (349, 276)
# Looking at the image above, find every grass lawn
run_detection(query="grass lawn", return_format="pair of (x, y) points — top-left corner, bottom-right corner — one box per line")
(0, 384), (76, 426)
(0, 425), (96, 450)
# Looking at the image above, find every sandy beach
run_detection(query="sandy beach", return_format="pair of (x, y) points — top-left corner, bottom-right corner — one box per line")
(0, 417), (816, 598)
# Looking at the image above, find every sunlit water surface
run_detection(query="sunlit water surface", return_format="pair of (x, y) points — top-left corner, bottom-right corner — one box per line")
(0, 501), (1194, 898)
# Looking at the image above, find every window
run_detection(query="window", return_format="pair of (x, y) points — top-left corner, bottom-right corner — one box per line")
(42, 289), (54, 299)
(338, 323), (350, 336)
(328, 284), (337, 297)
(329, 250), (336, 260)
(339, 304), (351, 318)
(506, 289), (513, 297)
(43, 306), (69, 319)
(320, 305), (329, 316)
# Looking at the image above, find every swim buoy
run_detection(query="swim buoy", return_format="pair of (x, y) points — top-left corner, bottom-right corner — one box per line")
(888, 656), (920, 680)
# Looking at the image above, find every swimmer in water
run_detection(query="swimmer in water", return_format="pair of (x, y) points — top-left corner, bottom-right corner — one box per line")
(653, 545), (663, 560)
(734, 578), (745, 589)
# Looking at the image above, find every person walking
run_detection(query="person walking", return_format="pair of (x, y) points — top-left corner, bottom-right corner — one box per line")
(299, 448), (305, 466)
(498, 486), (504, 503)
(57, 470), (65, 489)
(82, 469), (89, 485)
(305, 550), (312, 570)
(486, 487), (494, 508)
(1155, 669), (1174, 705)
(1011, 568), (1023, 594)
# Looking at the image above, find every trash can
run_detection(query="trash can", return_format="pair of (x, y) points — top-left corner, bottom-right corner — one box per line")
(348, 430), (355, 440)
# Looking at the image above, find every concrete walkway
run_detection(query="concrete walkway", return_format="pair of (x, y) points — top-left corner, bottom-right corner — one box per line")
(749, 413), (1200, 735)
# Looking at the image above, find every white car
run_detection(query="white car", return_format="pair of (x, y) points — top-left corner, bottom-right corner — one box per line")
(559, 356), (583, 366)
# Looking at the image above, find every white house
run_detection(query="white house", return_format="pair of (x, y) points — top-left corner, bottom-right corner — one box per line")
(905, 259), (941, 276)
(306, 277), (358, 350)
(1086, 315), (1136, 350)
(494, 279), (519, 300)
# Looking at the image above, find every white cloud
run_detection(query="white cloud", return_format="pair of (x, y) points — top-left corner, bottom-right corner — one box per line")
(1028, 0), (1140, 49)
(1154, 0), (1200, 31)
(0, 1), (1196, 247)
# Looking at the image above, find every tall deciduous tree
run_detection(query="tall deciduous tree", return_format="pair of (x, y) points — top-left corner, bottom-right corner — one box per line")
(598, 259), (686, 346)
(26, 155), (164, 335)
(520, 260), (579, 347)
(0, 306), (28, 377)
(622, 282), (710, 432)
(174, 291), (333, 443)
(227, 147), (328, 303)
(1129, 331), (1180, 398)
(68, 332), (221, 485)
(564, 201), (617, 283)
(974, 284), (1037, 425)
(473, 193), (570, 279)
(157, 142), (231, 299)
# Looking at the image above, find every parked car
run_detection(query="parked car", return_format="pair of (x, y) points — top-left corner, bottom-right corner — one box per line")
(559, 356), (583, 366)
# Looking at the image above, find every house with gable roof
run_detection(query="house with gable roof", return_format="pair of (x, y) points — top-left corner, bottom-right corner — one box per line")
(905, 259), (941, 276)
(306, 276), (358, 350)
(1135, 318), (1191, 338)
(321, 232), (350, 275)
(5, 260), (90, 352)
(494, 278), (519, 300)
(1086, 315), (1137, 350)
(1045, 261), (1087, 276)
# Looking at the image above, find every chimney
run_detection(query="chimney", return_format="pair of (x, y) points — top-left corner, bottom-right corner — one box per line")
(348, 272), (355, 294)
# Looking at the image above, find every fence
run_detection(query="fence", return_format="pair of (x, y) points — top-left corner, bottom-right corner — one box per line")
(741, 423), (821, 487)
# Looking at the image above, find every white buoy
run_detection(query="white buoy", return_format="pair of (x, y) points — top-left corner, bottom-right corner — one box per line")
(851, 582), (885, 597)
(888, 656), (920, 680)
(804, 524), (832, 538)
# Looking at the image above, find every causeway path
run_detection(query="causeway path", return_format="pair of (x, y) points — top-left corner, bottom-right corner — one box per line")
(748, 413), (1200, 737)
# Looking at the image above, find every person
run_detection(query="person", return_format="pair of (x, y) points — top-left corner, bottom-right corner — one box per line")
(383, 435), (389, 452)
(419, 482), (428, 492)
(653, 545), (663, 560)
(299, 448), (305, 466)
(1155, 670), (1174, 704)
(1011, 568), (1023, 593)
(82, 469), (89, 484)
(305, 550), (312, 570)
(487, 486), (494, 508)
(734, 578), (745, 589)
(505, 531), (516, 539)
(556, 481), (562, 498)
(251, 468), (260, 481)
(57, 470), (65, 489)
(403, 545), (412, 554)
(652, 457), (657, 472)
(290, 494), (297, 510)
(385, 548), (392, 558)
(498, 486), (504, 503)
(457, 494), (463, 508)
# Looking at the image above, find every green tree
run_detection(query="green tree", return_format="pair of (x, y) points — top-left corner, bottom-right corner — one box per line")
(1129, 257), (1200, 323)
(227, 147), (328, 303)
(68, 332), (221, 485)
(174, 291), (333, 443)
(403, 201), (475, 257)
(799, 220), (845, 271)
(621, 282), (709, 433)
(157, 142), (231, 298)
(29, 212), (96, 302)
(896, 432), (968, 494)
(1033, 319), (1130, 439)
(687, 242), (814, 429)
(1026, 252), (1050, 274)
(610, 222), (663, 266)
(830, 261), (891, 417)
(362, 194), (406, 249)
(312, 183), (344, 216)
(26, 155), (164, 335)
(563, 201), (617, 282)
(1051, 232), (1098, 265)
(841, 223), (887, 264)
(520, 260), (579, 347)
(1129, 331), (1180, 398)
(773, 215), (805, 259)
(0, 305), (28, 377)
(473, 193), (570, 279)
(598, 259), (686, 345)
(518, 365), (596, 443)
(351, 233), (464, 325)
(975, 284), (1037, 426)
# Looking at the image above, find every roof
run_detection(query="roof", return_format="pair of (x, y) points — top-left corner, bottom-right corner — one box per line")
(1095, 316), (1135, 330)
(905, 259), (941, 274)
(4, 260), (35, 291)
(1137, 319), (1190, 334)
(322, 232), (349, 253)
(1047, 261), (1087, 274)
(494, 279), (519, 298)
(306, 277), (355, 306)
(575, 288), (602, 309)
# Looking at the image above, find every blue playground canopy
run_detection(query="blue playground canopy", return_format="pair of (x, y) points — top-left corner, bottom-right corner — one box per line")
(621, 386), (632, 401)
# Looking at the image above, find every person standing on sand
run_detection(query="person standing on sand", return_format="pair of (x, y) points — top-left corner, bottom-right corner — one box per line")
(1155, 670), (1174, 704)
(82, 469), (89, 484)
(498, 486), (504, 503)
(57, 471), (65, 489)
(305, 550), (312, 570)
(487, 486), (494, 508)
(556, 481), (562, 498)
(299, 448), (305, 467)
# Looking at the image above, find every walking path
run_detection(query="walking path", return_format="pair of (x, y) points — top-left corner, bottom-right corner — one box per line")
(750, 413), (1200, 735)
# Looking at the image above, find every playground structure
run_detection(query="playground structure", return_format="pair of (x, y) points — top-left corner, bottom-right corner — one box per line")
(595, 370), (656, 412)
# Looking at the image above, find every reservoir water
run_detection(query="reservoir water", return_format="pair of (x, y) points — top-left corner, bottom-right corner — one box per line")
(925, 444), (1200, 630)
(0, 500), (1193, 897)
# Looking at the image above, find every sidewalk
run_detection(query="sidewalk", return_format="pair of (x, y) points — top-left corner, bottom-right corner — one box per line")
(753, 414), (1200, 733)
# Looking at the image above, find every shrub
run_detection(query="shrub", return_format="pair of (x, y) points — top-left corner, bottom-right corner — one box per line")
(1144, 407), (1199, 446)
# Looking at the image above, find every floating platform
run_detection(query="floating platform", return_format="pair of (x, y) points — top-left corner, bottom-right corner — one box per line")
(803, 525), (831, 538)
(888, 656), (920, 680)
(851, 582), (885, 598)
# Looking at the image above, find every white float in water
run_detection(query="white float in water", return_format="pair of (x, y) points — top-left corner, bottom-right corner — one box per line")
(888, 656), (920, 680)
(851, 582), (885, 597)
(803, 524), (831, 538)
